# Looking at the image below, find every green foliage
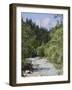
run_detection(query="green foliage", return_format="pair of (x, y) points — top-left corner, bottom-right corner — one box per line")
(44, 25), (63, 69)
(21, 18), (63, 69)
(36, 44), (45, 57)
(21, 18), (49, 60)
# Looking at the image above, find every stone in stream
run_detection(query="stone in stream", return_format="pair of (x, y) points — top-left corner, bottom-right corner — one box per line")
(22, 63), (33, 76)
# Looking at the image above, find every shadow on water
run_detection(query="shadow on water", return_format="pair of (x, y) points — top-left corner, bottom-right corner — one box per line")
(38, 67), (50, 70)
(33, 67), (50, 72)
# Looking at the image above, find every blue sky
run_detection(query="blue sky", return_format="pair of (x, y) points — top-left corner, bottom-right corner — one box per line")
(21, 12), (63, 30)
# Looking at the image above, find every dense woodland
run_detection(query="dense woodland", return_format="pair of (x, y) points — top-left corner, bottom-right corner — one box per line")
(21, 17), (63, 69)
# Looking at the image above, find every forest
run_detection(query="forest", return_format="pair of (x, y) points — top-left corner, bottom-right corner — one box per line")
(21, 16), (63, 75)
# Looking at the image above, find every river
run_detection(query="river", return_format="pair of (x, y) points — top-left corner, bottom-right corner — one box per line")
(22, 57), (63, 77)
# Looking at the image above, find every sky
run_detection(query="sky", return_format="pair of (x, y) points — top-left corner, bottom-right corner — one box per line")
(21, 12), (63, 31)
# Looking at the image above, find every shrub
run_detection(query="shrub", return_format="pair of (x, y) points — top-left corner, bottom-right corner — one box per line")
(37, 45), (44, 57)
(43, 26), (63, 69)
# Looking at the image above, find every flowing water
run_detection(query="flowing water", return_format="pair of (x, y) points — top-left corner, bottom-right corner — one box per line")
(22, 57), (63, 77)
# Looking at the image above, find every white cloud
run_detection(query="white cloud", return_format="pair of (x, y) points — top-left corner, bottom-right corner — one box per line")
(41, 17), (57, 30)
(40, 18), (50, 30)
(34, 17), (57, 30)
(35, 18), (51, 30)
(35, 19), (40, 27)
